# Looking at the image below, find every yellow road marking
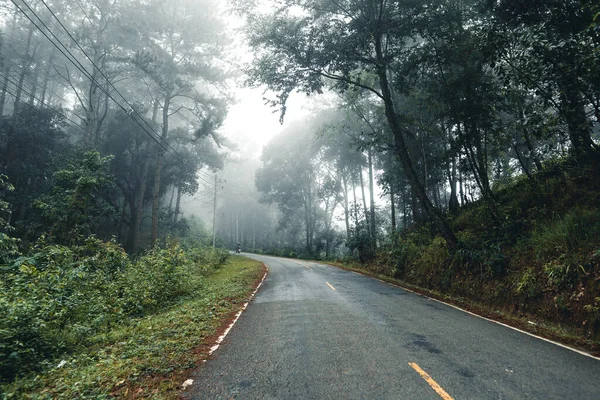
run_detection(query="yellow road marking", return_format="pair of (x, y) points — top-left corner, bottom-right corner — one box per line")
(305, 265), (312, 270)
(326, 282), (336, 291)
(409, 362), (454, 400)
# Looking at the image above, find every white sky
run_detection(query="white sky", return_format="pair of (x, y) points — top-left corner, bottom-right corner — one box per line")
(185, 2), (387, 223)
(220, 87), (311, 159)
(218, 3), (313, 160)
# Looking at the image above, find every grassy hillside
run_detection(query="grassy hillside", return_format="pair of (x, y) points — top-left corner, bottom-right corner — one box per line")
(362, 153), (600, 345)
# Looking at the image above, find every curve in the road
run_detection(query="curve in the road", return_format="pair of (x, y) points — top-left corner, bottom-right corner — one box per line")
(183, 254), (600, 400)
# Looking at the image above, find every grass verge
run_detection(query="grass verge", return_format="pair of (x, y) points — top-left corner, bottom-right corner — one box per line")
(1, 255), (265, 399)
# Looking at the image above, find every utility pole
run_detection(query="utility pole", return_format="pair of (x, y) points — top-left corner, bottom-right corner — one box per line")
(212, 174), (217, 248)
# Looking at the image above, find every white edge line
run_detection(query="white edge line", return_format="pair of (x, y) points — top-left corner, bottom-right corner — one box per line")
(326, 264), (600, 362)
(205, 266), (268, 359)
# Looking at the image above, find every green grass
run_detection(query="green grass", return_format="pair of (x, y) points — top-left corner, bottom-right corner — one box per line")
(1, 255), (264, 399)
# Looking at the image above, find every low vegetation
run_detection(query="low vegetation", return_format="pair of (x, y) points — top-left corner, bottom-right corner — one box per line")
(1, 253), (263, 398)
(345, 156), (600, 345)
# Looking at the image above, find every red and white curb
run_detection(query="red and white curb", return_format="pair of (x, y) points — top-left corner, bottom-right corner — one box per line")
(204, 266), (268, 361)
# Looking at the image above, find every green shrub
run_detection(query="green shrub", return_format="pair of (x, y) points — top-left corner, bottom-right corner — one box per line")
(388, 234), (419, 278)
(543, 258), (577, 290)
(404, 237), (449, 287)
(515, 268), (539, 299)
(186, 246), (229, 271)
(120, 244), (190, 315)
(530, 207), (600, 260)
(0, 237), (230, 381)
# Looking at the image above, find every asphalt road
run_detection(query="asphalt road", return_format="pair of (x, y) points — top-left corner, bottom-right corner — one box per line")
(184, 254), (600, 399)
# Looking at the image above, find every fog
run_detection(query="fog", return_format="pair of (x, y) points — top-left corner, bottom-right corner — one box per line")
(1, 0), (597, 259)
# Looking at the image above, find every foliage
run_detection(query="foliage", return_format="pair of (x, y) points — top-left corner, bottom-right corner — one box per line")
(0, 107), (71, 232)
(34, 151), (117, 245)
(530, 207), (600, 260)
(1, 256), (262, 399)
(0, 236), (229, 381)
(0, 175), (20, 265)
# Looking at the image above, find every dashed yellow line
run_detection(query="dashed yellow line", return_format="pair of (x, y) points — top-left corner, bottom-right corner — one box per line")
(326, 282), (336, 291)
(409, 362), (454, 400)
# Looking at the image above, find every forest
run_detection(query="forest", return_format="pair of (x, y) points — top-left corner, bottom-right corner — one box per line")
(1, 0), (600, 396)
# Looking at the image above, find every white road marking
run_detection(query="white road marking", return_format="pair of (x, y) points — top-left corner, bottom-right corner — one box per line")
(206, 266), (268, 358)
(327, 265), (600, 361)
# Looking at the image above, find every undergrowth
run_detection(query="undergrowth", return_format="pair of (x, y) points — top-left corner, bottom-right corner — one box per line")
(0, 238), (230, 383)
(0, 255), (263, 399)
(358, 156), (600, 340)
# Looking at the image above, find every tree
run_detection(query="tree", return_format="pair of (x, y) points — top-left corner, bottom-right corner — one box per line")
(132, 0), (230, 247)
(35, 150), (116, 245)
(488, 0), (599, 158)
(236, 0), (460, 251)
(256, 124), (318, 255)
(0, 104), (70, 232)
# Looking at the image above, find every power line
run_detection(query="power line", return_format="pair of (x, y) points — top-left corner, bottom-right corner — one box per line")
(197, 175), (214, 186)
(0, 70), (87, 129)
(10, 0), (184, 163)
(1, 76), (161, 155)
(198, 169), (215, 178)
(1, 85), (90, 143)
(0, 51), (75, 111)
(37, 0), (186, 161)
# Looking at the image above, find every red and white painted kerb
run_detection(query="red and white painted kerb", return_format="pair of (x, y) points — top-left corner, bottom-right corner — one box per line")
(205, 266), (269, 360)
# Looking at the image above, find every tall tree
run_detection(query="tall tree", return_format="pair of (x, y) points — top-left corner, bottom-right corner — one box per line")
(236, 0), (460, 250)
(132, 0), (229, 247)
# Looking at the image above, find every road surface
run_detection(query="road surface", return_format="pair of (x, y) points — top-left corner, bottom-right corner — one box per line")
(184, 254), (600, 399)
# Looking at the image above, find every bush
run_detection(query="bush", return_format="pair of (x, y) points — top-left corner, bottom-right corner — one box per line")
(405, 236), (449, 288)
(515, 268), (539, 299)
(530, 207), (600, 260)
(120, 244), (190, 315)
(186, 247), (229, 271)
(0, 237), (229, 381)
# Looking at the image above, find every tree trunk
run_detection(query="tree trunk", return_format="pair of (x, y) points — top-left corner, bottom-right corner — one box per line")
(168, 185), (176, 214)
(39, 49), (55, 105)
(151, 92), (171, 248)
(402, 184), (408, 231)
(351, 173), (359, 231)
(128, 147), (152, 254)
(174, 186), (182, 223)
(28, 61), (40, 105)
(448, 156), (459, 214)
(374, 36), (458, 251)
(342, 172), (351, 240)
(359, 167), (369, 229)
(411, 189), (421, 225)
(561, 83), (594, 158)
(458, 164), (466, 206)
(12, 28), (34, 121)
(368, 147), (376, 247)
(0, 64), (11, 116)
(523, 130), (543, 171)
(117, 196), (128, 244)
(390, 185), (396, 231)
